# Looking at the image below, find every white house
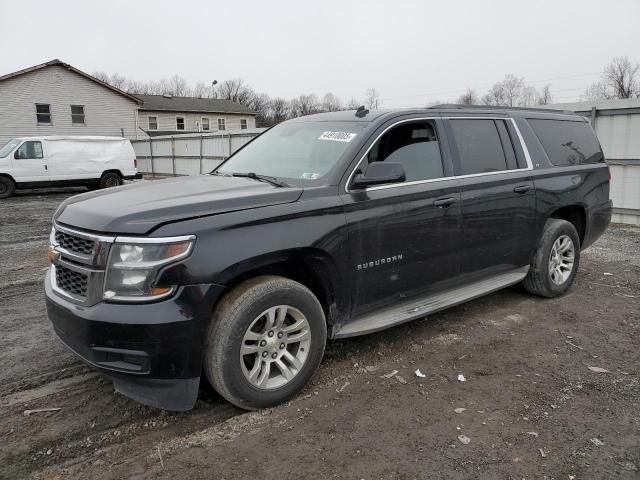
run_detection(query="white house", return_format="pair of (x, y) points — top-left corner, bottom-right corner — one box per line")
(0, 59), (142, 146)
(135, 94), (257, 137)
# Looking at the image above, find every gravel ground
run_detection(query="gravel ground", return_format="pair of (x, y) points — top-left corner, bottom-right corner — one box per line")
(0, 187), (638, 479)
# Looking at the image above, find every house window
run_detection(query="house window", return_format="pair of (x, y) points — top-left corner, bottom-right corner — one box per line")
(176, 117), (185, 130)
(240, 119), (247, 130)
(71, 105), (85, 125)
(36, 104), (51, 125)
(217, 118), (226, 131)
(148, 116), (158, 130)
(202, 117), (210, 131)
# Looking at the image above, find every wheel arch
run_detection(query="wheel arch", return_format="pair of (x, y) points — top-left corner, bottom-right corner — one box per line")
(548, 204), (586, 246)
(215, 248), (346, 328)
(0, 173), (16, 184)
(101, 169), (123, 178)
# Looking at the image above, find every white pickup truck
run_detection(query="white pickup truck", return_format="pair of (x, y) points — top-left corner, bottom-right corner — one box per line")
(0, 136), (141, 198)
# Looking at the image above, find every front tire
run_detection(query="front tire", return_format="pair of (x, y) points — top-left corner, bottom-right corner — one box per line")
(0, 176), (15, 199)
(522, 219), (580, 298)
(204, 276), (326, 410)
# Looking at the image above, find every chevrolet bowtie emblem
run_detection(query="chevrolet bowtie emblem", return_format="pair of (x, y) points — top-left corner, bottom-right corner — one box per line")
(48, 246), (60, 264)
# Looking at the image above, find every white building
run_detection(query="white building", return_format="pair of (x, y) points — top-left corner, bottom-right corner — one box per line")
(0, 60), (258, 147)
(546, 98), (640, 225)
(0, 59), (142, 145)
(136, 94), (256, 137)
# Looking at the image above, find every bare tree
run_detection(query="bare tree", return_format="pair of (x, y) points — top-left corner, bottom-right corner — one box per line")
(584, 81), (612, 101)
(269, 98), (289, 125)
(584, 56), (640, 100)
(289, 94), (320, 117)
(321, 92), (342, 112)
(501, 75), (524, 106)
(217, 79), (255, 105)
(192, 82), (208, 98)
(248, 93), (271, 126)
(482, 83), (506, 106)
(168, 74), (189, 96)
(456, 88), (478, 105)
(603, 56), (639, 98)
(538, 84), (552, 105)
(365, 88), (380, 109)
(345, 97), (361, 110)
(519, 86), (540, 106)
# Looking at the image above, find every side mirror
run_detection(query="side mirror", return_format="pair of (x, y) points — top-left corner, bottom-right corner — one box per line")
(352, 161), (406, 188)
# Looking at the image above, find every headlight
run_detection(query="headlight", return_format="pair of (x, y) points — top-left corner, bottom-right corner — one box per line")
(103, 235), (195, 301)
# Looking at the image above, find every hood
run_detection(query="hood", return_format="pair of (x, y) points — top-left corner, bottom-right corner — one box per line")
(54, 175), (304, 234)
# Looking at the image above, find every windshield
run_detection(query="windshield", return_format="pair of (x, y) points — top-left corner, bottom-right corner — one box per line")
(217, 121), (367, 182)
(0, 139), (21, 158)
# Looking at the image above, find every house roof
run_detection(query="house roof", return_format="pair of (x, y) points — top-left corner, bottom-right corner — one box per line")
(136, 94), (256, 115)
(0, 59), (142, 104)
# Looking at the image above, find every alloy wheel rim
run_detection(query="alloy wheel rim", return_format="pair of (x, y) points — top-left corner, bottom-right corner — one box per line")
(240, 305), (311, 390)
(548, 234), (575, 285)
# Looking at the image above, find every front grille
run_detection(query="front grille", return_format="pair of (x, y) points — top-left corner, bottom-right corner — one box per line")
(55, 230), (95, 255)
(55, 265), (88, 298)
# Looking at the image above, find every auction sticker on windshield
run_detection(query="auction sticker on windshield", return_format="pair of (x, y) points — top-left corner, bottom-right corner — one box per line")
(318, 131), (357, 142)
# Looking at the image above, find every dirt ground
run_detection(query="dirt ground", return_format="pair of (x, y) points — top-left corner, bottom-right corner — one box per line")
(1, 186), (638, 480)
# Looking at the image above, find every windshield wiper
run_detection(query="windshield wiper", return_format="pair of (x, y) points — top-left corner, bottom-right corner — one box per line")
(231, 172), (290, 188)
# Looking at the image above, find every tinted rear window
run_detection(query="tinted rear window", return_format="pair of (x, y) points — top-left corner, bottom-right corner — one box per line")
(528, 119), (603, 166)
(449, 119), (509, 175)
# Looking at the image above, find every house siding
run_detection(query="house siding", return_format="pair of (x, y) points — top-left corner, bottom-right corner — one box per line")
(0, 65), (139, 146)
(138, 110), (256, 136)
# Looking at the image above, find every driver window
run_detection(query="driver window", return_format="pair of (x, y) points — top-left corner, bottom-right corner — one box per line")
(14, 141), (43, 160)
(367, 121), (445, 182)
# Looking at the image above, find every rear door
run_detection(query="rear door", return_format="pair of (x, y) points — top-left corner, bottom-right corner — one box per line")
(445, 117), (536, 282)
(341, 118), (462, 318)
(12, 140), (49, 183)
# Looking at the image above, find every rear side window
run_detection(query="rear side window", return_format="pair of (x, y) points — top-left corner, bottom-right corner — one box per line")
(449, 119), (512, 175)
(528, 119), (603, 165)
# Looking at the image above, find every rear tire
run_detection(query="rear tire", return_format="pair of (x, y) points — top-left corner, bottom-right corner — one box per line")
(0, 177), (15, 199)
(100, 172), (123, 188)
(522, 219), (580, 298)
(204, 276), (326, 410)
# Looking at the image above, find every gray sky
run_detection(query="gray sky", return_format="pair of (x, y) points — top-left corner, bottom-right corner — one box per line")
(1, 0), (638, 106)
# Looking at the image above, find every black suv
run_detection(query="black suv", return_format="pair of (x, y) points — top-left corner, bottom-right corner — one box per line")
(45, 106), (612, 411)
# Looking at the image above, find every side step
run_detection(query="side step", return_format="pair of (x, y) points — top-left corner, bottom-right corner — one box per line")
(334, 266), (529, 339)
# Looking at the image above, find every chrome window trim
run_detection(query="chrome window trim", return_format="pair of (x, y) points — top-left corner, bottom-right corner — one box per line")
(345, 116), (534, 193)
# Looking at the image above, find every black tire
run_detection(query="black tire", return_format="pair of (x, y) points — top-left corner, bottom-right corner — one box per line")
(100, 172), (123, 188)
(204, 276), (326, 410)
(0, 176), (15, 199)
(522, 218), (581, 298)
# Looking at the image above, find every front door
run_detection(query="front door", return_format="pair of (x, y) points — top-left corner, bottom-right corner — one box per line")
(341, 119), (462, 319)
(12, 140), (49, 183)
(445, 118), (537, 281)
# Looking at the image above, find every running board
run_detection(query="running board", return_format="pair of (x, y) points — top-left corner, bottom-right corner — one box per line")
(334, 266), (529, 339)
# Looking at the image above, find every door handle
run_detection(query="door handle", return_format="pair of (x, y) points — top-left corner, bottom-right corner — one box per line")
(433, 197), (457, 208)
(513, 184), (531, 193)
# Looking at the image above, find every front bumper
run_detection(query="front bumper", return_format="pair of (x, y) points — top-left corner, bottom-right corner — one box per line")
(45, 270), (225, 411)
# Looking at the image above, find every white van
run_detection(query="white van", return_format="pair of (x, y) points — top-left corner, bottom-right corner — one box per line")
(0, 136), (141, 198)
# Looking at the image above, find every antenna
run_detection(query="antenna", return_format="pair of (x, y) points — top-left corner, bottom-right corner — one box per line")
(355, 105), (369, 118)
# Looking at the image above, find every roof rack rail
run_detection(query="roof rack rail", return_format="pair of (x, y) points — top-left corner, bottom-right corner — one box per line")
(428, 103), (575, 114)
